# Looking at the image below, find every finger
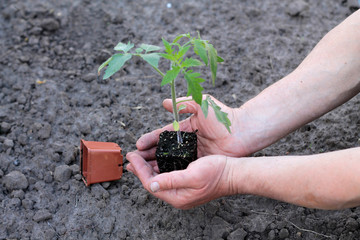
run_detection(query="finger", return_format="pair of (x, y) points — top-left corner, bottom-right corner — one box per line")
(163, 97), (198, 114)
(149, 169), (197, 193)
(136, 125), (173, 151)
(135, 148), (157, 161)
(126, 152), (157, 189)
(126, 163), (134, 173)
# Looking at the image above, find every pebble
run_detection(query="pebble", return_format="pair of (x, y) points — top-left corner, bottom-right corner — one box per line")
(268, 229), (276, 240)
(13, 159), (20, 166)
(3, 171), (29, 191)
(22, 198), (34, 210)
(10, 189), (25, 199)
(0, 122), (11, 133)
(286, 0), (309, 17)
(54, 165), (72, 182)
(40, 18), (60, 31)
(3, 138), (14, 148)
(44, 172), (53, 183)
(346, 217), (359, 231)
(33, 209), (53, 222)
(279, 228), (289, 239)
(82, 73), (97, 82)
(228, 228), (247, 240)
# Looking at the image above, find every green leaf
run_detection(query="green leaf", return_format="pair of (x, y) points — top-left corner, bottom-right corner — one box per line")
(162, 38), (172, 54)
(177, 104), (187, 113)
(173, 33), (190, 43)
(177, 45), (191, 60)
(159, 53), (175, 61)
(207, 96), (231, 133)
(135, 48), (144, 53)
(103, 53), (132, 79)
(206, 43), (218, 86)
(98, 56), (113, 75)
(194, 40), (208, 66)
(161, 66), (181, 86)
(201, 99), (209, 118)
(139, 43), (161, 53)
(217, 56), (224, 63)
(182, 58), (203, 68)
(184, 71), (205, 105)
(114, 42), (134, 53)
(173, 121), (180, 131)
(140, 53), (161, 68)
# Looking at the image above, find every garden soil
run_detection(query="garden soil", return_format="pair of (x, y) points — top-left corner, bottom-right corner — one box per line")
(1, 0), (360, 239)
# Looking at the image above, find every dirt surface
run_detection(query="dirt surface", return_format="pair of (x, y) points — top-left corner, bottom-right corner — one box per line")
(1, 0), (360, 239)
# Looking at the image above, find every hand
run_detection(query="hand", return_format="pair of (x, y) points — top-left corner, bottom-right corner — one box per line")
(126, 152), (232, 209)
(134, 95), (246, 163)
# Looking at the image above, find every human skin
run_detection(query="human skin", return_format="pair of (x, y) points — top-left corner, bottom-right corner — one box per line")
(127, 9), (360, 210)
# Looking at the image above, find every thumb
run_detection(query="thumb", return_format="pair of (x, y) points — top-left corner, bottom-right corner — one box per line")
(162, 97), (199, 114)
(149, 170), (195, 192)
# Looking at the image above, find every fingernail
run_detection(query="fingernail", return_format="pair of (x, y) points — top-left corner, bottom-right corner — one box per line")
(150, 182), (160, 193)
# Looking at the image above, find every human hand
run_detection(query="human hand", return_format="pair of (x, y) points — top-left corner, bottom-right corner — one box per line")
(134, 95), (246, 162)
(126, 152), (232, 209)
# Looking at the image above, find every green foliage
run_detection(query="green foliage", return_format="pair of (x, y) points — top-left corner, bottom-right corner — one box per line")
(98, 33), (231, 133)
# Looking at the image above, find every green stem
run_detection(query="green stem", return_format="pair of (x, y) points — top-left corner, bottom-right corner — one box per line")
(171, 80), (183, 143)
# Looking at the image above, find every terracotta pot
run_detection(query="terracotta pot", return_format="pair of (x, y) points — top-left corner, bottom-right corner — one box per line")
(80, 139), (123, 186)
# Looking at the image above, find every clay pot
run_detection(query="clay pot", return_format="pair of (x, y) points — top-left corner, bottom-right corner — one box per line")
(80, 139), (123, 186)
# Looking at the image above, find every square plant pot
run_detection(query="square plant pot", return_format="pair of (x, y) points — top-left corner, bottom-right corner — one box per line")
(80, 139), (123, 186)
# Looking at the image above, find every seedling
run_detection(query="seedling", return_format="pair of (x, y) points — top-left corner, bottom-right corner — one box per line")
(98, 33), (231, 143)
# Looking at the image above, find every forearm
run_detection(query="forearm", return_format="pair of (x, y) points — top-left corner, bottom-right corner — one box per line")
(227, 147), (360, 209)
(235, 10), (360, 154)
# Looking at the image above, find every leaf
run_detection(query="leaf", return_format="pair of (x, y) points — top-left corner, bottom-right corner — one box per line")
(114, 42), (134, 53)
(139, 43), (161, 53)
(140, 53), (161, 68)
(177, 104), (187, 113)
(173, 121), (180, 131)
(98, 56), (113, 75)
(201, 99), (209, 118)
(162, 38), (172, 54)
(207, 96), (231, 133)
(161, 66), (181, 86)
(135, 48), (144, 53)
(177, 45), (191, 60)
(184, 71), (205, 105)
(103, 53), (132, 79)
(160, 53), (175, 61)
(173, 33), (190, 43)
(194, 40), (208, 66)
(217, 56), (224, 63)
(206, 43), (218, 86)
(182, 58), (203, 68)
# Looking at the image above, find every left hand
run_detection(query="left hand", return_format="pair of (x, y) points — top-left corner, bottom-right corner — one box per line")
(126, 152), (231, 209)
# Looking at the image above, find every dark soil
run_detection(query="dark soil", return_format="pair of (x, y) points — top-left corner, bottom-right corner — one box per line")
(156, 131), (197, 173)
(0, 0), (360, 239)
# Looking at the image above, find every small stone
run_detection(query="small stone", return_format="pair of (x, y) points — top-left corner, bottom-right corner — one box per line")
(44, 172), (53, 183)
(268, 229), (276, 240)
(228, 228), (247, 240)
(82, 73), (97, 82)
(40, 18), (60, 31)
(13, 159), (20, 166)
(74, 174), (82, 181)
(286, 0), (309, 17)
(3, 171), (28, 190)
(346, 217), (359, 231)
(0, 169), (3, 177)
(54, 165), (72, 182)
(22, 198), (34, 210)
(101, 182), (111, 189)
(10, 189), (25, 199)
(0, 122), (11, 133)
(37, 122), (52, 140)
(3, 138), (14, 148)
(279, 228), (289, 239)
(8, 198), (21, 208)
(91, 184), (110, 199)
(69, 164), (80, 174)
(33, 209), (52, 222)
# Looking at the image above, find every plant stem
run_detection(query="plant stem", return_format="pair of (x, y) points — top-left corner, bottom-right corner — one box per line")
(171, 80), (183, 143)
